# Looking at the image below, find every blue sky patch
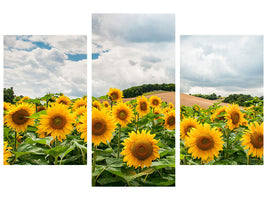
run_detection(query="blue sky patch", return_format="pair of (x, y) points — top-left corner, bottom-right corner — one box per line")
(92, 53), (100, 60)
(32, 41), (52, 50)
(67, 53), (87, 61)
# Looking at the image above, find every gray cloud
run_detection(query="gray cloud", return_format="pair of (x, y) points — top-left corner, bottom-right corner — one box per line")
(92, 14), (175, 43)
(92, 14), (175, 97)
(180, 35), (263, 97)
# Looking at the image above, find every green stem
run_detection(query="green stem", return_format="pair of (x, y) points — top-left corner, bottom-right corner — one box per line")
(247, 154), (250, 165)
(92, 146), (97, 186)
(55, 156), (58, 165)
(225, 129), (230, 159)
(54, 137), (59, 165)
(136, 114), (139, 133)
(14, 132), (17, 151)
(117, 125), (121, 159)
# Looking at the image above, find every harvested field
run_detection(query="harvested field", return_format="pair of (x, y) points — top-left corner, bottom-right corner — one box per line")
(180, 93), (229, 109)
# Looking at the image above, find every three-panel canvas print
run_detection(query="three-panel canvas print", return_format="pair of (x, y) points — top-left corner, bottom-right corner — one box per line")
(2, 15), (264, 187)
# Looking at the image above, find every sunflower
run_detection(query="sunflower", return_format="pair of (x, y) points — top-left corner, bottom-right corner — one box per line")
(112, 102), (133, 127)
(164, 110), (175, 130)
(92, 100), (101, 110)
(37, 103), (75, 142)
(211, 106), (226, 121)
(121, 130), (160, 169)
(193, 104), (200, 111)
(5, 103), (35, 132)
(77, 112), (87, 142)
(153, 107), (162, 120)
(56, 95), (71, 106)
(180, 117), (199, 141)
(185, 123), (224, 163)
(4, 102), (12, 112)
(149, 96), (162, 108)
(136, 96), (150, 116)
(169, 102), (174, 109)
(73, 98), (87, 111)
(102, 101), (110, 108)
(3, 142), (12, 165)
(241, 122), (263, 158)
(20, 96), (30, 102)
(37, 105), (46, 112)
(74, 106), (87, 117)
(225, 104), (246, 130)
(163, 107), (171, 115)
(92, 108), (116, 146)
(107, 88), (123, 102)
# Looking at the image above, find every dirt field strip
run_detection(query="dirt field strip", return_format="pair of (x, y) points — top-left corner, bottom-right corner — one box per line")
(180, 93), (230, 109)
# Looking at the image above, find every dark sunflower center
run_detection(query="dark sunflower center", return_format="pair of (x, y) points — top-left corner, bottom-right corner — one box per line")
(231, 112), (240, 124)
(153, 100), (159, 105)
(167, 116), (175, 126)
(185, 125), (194, 136)
(12, 109), (29, 125)
(196, 135), (214, 151)
(37, 107), (46, 112)
(92, 119), (107, 136)
(250, 131), (263, 149)
(111, 93), (118, 100)
(59, 100), (67, 105)
(93, 105), (100, 110)
(104, 103), (108, 107)
(131, 142), (153, 160)
(140, 102), (147, 111)
(50, 116), (67, 129)
(118, 110), (127, 120)
(217, 111), (225, 120)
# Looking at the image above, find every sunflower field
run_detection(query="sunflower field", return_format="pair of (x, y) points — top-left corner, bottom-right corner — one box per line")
(92, 88), (175, 186)
(180, 97), (263, 165)
(3, 93), (87, 165)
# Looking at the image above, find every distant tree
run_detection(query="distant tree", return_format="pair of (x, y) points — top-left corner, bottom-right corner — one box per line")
(4, 87), (15, 104)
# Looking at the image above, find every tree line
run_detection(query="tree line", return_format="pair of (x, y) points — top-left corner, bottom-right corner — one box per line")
(190, 93), (263, 107)
(191, 93), (220, 100)
(123, 83), (175, 98)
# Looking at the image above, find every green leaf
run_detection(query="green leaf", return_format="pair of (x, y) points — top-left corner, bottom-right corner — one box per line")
(27, 110), (47, 119)
(92, 165), (106, 177)
(45, 145), (69, 158)
(25, 133), (53, 146)
(145, 174), (175, 186)
(151, 156), (175, 169)
(59, 144), (76, 160)
(105, 158), (124, 167)
(93, 148), (113, 155)
(14, 143), (45, 158)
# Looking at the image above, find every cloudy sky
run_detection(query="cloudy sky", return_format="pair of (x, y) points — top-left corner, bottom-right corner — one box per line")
(92, 14), (175, 97)
(181, 35), (263, 97)
(4, 35), (87, 99)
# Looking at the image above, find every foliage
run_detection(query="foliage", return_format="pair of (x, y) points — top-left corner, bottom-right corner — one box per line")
(4, 87), (15, 104)
(180, 101), (263, 165)
(191, 93), (219, 100)
(223, 94), (254, 106)
(92, 96), (175, 186)
(3, 93), (87, 165)
(123, 83), (175, 98)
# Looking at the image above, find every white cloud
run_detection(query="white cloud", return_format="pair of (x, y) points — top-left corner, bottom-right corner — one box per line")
(4, 35), (36, 50)
(4, 35), (87, 99)
(28, 35), (87, 54)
